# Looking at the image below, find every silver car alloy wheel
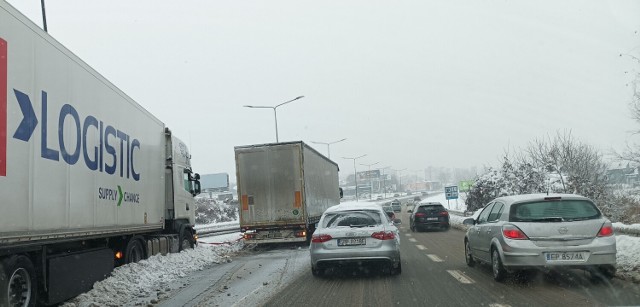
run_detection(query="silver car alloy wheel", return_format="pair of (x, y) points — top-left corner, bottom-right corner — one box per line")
(465, 241), (474, 266)
(492, 252), (498, 276)
(492, 249), (504, 281)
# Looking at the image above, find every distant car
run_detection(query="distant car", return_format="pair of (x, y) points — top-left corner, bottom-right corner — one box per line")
(406, 204), (415, 213)
(463, 194), (617, 282)
(376, 195), (383, 200)
(421, 191), (428, 196)
(391, 200), (402, 212)
(410, 202), (450, 232)
(413, 196), (422, 202)
(393, 193), (400, 197)
(310, 203), (402, 276)
(381, 204), (396, 220)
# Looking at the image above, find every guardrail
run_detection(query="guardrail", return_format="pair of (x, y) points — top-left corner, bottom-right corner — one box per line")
(195, 224), (240, 237)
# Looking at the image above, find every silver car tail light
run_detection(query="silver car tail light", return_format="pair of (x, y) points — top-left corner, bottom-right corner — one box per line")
(371, 231), (395, 240)
(311, 234), (332, 243)
(502, 224), (529, 240)
(597, 222), (614, 237)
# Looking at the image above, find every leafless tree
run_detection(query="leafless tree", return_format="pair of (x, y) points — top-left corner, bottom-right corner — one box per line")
(525, 131), (609, 200)
(614, 53), (640, 163)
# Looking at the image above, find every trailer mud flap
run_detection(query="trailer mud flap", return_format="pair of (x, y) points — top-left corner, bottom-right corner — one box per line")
(47, 248), (113, 304)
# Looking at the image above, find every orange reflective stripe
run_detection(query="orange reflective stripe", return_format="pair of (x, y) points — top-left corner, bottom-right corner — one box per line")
(242, 195), (249, 210)
(294, 191), (302, 208)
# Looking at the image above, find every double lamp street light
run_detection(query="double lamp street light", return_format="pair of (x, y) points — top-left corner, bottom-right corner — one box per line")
(343, 154), (367, 201)
(311, 138), (347, 159)
(243, 95), (305, 143)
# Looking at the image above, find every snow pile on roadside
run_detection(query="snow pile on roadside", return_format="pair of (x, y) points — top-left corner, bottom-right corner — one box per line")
(62, 241), (244, 307)
(615, 235), (640, 281)
(613, 222), (640, 236)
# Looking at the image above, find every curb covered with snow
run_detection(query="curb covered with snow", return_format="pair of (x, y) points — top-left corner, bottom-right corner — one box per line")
(61, 241), (244, 307)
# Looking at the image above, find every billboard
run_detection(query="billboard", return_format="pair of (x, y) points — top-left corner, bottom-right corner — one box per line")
(357, 170), (380, 180)
(200, 173), (230, 190)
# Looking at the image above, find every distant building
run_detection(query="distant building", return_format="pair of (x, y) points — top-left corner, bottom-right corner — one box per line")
(607, 164), (639, 184)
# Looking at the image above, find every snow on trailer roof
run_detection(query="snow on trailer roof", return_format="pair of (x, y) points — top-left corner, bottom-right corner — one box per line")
(233, 141), (339, 169)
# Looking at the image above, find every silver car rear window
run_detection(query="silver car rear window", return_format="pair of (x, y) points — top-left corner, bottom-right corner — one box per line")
(509, 200), (601, 222)
(322, 210), (383, 228)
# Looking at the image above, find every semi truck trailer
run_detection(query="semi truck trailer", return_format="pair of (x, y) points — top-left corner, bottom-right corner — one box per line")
(0, 1), (201, 305)
(235, 141), (341, 244)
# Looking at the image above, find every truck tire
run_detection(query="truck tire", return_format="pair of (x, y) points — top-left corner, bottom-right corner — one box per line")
(124, 238), (146, 264)
(0, 255), (37, 307)
(179, 229), (194, 251)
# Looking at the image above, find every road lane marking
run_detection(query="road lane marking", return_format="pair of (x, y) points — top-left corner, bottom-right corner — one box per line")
(408, 238), (417, 242)
(405, 233), (412, 237)
(489, 304), (511, 307)
(426, 254), (443, 262)
(446, 270), (475, 284)
(416, 244), (427, 250)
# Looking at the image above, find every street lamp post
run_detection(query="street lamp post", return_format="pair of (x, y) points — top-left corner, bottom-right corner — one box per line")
(379, 166), (391, 198)
(392, 168), (407, 193)
(311, 138), (346, 159)
(243, 95), (304, 142)
(360, 162), (379, 199)
(343, 154), (367, 201)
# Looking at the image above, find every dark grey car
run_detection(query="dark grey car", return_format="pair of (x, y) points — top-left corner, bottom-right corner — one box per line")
(463, 194), (616, 282)
(410, 202), (450, 231)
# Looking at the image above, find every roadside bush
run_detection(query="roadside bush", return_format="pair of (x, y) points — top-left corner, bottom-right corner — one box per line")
(195, 198), (238, 224)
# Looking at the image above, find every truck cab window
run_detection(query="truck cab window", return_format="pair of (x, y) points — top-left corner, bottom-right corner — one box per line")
(183, 171), (193, 193)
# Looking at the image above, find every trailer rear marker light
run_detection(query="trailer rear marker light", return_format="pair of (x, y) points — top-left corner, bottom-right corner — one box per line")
(115, 251), (123, 260)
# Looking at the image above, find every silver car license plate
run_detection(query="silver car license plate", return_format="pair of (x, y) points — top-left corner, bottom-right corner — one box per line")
(544, 252), (589, 262)
(426, 217), (438, 221)
(337, 238), (366, 246)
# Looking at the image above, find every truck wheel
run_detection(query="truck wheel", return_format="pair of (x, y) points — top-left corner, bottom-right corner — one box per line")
(124, 238), (145, 264)
(179, 229), (194, 251)
(0, 256), (37, 307)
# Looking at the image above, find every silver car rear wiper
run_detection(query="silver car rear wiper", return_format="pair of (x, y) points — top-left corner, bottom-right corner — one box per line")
(564, 216), (594, 221)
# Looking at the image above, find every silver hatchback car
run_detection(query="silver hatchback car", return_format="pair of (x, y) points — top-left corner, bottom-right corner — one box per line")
(463, 194), (616, 281)
(310, 203), (401, 276)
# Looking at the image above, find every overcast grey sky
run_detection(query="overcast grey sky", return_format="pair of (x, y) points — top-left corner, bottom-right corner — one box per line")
(7, 0), (640, 181)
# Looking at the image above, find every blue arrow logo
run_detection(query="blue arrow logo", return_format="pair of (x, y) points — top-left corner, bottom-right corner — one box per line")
(12, 89), (38, 142)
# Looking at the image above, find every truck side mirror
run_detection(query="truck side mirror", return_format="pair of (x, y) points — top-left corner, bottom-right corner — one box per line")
(339, 187), (344, 199)
(194, 173), (200, 180)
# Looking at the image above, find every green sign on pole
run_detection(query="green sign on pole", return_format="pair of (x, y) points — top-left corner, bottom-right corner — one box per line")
(458, 180), (474, 192)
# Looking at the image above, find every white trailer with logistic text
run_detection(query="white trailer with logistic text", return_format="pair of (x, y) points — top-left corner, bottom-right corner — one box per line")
(0, 2), (201, 305)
